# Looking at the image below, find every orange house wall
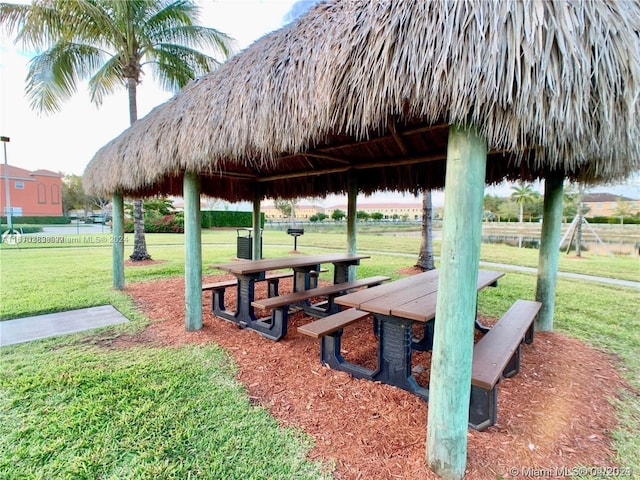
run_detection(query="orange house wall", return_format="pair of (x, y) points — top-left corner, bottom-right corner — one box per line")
(0, 175), (63, 216)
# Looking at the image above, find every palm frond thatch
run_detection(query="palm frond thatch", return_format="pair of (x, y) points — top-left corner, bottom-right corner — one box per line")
(84, 0), (640, 199)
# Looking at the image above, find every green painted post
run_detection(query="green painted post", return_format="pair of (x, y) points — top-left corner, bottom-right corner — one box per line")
(535, 170), (564, 331)
(426, 125), (487, 480)
(347, 175), (357, 281)
(111, 193), (125, 290)
(184, 172), (202, 331)
(252, 191), (262, 260)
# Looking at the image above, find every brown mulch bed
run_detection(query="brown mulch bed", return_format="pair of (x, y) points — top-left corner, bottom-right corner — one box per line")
(124, 259), (167, 267)
(108, 271), (625, 480)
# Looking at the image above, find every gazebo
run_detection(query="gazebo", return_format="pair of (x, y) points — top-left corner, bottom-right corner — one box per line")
(84, 1), (639, 478)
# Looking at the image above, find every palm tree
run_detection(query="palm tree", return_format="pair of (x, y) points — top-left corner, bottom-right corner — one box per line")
(416, 189), (435, 270)
(510, 182), (538, 223)
(1, 0), (234, 260)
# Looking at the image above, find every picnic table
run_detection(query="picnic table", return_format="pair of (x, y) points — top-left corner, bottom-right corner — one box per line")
(300, 269), (505, 400)
(210, 253), (370, 339)
(299, 268), (542, 430)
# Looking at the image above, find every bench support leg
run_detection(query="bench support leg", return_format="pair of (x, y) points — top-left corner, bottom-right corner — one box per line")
(502, 344), (521, 378)
(267, 279), (279, 298)
(320, 329), (378, 379)
(412, 320), (435, 351)
(212, 275), (260, 327)
(249, 307), (288, 341)
(212, 289), (237, 323)
(469, 384), (497, 431)
(524, 323), (534, 345)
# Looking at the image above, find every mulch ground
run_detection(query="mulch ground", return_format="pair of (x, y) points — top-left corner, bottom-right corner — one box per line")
(106, 267), (627, 479)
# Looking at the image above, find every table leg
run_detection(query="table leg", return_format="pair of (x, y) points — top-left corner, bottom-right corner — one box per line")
(212, 274), (260, 327)
(333, 262), (351, 284)
(293, 265), (321, 292)
(373, 315), (428, 400)
(318, 314), (428, 401)
(235, 274), (260, 327)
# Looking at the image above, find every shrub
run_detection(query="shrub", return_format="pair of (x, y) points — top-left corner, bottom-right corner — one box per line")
(1, 225), (43, 234)
(201, 211), (264, 228)
(124, 214), (184, 233)
(0, 216), (70, 225)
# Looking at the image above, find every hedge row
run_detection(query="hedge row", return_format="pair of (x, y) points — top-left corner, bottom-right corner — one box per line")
(587, 216), (640, 225)
(121, 211), (266, 234)
(124, 214), (184, 233)
(1, 225), (43, 234)
(201, 211), (264, 228)
(0, 216), (70, 224)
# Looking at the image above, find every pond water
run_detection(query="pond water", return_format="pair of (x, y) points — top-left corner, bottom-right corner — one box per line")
(482, 234), (639, 256)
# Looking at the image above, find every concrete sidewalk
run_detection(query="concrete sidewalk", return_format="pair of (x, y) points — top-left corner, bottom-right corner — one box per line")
(0, 306), (129, 347)
(361, 250), (640, 289)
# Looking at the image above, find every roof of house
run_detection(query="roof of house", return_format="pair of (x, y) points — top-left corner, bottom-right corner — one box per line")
(30, 169), (63, 178)
(582, 192), (635, 202)
(0, 165), (36, 181)
(327, 203), (423, 210)
(0, 165), (63, 180)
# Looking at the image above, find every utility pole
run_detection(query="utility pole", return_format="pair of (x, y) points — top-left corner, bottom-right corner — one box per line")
(1, 136), (12, 232)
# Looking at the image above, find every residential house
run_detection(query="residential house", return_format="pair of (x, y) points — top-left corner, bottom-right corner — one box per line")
(0, 165), (63, 217)
(325, 202), (425, 221)
(581, 192), (639, 217)
(261, 201), (430, 221)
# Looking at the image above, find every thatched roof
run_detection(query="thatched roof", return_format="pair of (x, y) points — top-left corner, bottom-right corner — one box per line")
(84, 0), (640, 200)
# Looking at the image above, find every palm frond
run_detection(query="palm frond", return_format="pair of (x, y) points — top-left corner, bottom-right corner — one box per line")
(88, 55), (124, 106)
(146, 43), (217, 90)
(1, 1), (68, 50)
(25, 41), (106, 113)
(0, 3), (31, 37)
(151, 24), (236, 60)
(144, 0), (199, 31)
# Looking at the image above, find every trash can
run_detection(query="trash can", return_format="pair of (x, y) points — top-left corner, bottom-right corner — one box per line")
(237, 228), (262, 259)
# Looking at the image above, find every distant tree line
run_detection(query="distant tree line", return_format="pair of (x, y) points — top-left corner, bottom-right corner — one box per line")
(483, 183), (639, 224)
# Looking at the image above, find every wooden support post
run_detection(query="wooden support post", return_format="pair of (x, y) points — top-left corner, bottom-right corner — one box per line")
(111, 192), (125, 290)
(184, 172), (202, 331)
(252, 190), (262, 260)
(427, 125), (487, 480)
(347, 175), (357, 281)
(535, 170), (564, 331)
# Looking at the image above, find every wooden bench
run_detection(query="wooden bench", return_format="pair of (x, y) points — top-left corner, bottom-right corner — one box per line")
(204, 270), (292, 296)
(251, 275), (390, 329)
(204, 269), (327, 311)
(298, 308), (370, 338)
(469, 299), (542, 431)
(298, 307), (372, 368)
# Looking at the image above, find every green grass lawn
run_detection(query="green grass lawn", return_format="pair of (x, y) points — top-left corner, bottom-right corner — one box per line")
(1, 229), (638, 478)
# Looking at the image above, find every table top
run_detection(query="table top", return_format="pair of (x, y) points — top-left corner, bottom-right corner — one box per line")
(212, 253), (369, 275)
(335, 269), (504, 322)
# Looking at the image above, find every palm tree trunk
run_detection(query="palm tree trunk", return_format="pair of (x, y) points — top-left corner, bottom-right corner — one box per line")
(519, 202), (524, 223)
(576, 200), (583, 257)
(127, 76), (151, 261)
(416, 190), (435, 270)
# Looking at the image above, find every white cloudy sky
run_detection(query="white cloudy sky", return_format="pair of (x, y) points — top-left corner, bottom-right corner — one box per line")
(0, 0), (298, 174)
(1, 0), (636, 204)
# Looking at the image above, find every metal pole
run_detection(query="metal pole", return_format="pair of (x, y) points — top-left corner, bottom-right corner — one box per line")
(1, 136), (12, 231)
